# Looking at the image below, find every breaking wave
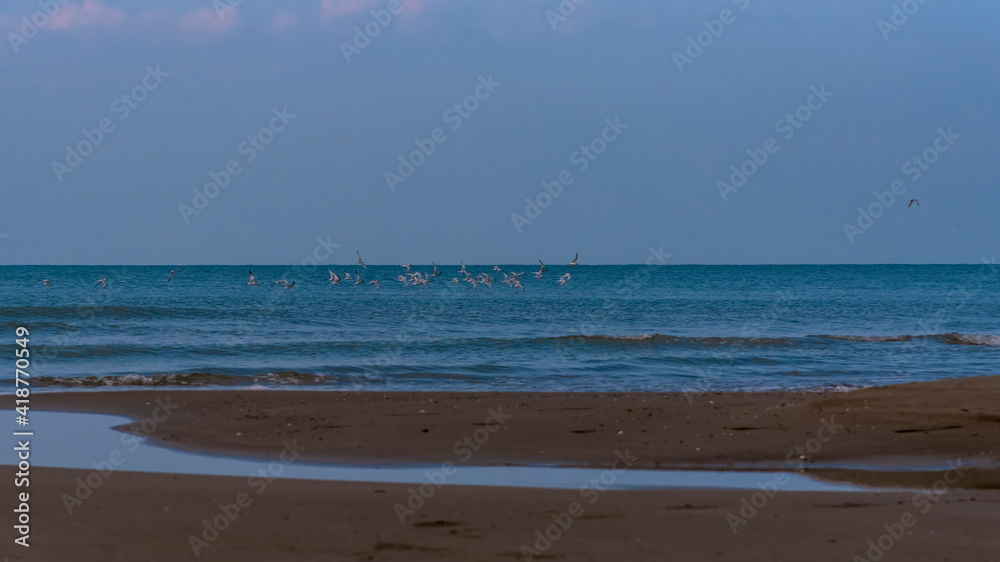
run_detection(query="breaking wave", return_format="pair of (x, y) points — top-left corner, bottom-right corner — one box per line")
(34, 371), (333, 388)
(811, 333), (1000, 346)
(546, 334), (796, 346)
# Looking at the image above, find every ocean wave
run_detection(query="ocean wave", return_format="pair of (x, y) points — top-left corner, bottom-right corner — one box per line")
(34, 371), (333, 388)
(30, 370), (483, 388)
(547, 334), (797, 346)
(811, 333), (1000, 346)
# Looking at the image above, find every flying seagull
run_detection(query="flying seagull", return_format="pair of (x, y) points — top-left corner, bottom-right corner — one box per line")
(569, 253), (578, 267)
(559, 273), (572, 285)
(42, 279), (51, 286)
(370, 280), (381, 291)
(167, 270), (179, 282)
(248, 271), (259, 285)
(908, 199), (919, 208)
(284, 281), (295, 289)
(432, 262), (441, 277)
(357, 251), (368, 270)
(96, 278), (108, 289)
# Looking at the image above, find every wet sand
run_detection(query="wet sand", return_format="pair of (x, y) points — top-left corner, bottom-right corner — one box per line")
(6, 375), (999, 560)
(38, 374), (1000, 468)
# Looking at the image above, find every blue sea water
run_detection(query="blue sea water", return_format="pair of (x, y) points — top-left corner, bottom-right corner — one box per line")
(1, 264), (997, 392)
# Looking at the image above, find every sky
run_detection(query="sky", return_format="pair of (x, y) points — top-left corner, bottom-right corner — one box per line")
(0, 0), (997, 265)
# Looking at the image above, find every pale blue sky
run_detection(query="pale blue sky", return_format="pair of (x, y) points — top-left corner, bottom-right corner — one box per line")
(0, 0), (997, 265)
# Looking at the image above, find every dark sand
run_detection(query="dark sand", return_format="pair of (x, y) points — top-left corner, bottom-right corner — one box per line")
(5, 375), (999, 560)
(38, 374), (1000, 467)
(10, 468), (999, 561)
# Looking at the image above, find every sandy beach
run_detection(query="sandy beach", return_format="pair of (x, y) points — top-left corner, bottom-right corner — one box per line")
(5, 375), (1000, 561)
(15, 468), (999, 561)
(38, 374), (1000, 468)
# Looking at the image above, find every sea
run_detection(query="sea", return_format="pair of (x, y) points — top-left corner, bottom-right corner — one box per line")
(1, 264), (997, 393)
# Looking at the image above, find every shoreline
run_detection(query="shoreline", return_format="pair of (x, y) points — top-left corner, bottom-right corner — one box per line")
(35, 374), (1000, 469)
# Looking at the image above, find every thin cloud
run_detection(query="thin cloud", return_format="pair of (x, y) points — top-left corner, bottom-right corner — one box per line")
(269, 10), (299, 32)
(49, 0), (126, 31)
(320, 0), (384, 21)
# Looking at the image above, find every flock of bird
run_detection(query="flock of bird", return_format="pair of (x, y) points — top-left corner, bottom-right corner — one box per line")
(71, 254), (580, 291)
(253, 251), (578, 291)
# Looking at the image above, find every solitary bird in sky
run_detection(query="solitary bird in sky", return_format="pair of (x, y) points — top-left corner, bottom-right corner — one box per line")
(96, 278), (108, 289)
(569, 253), (579, 267)
(357, 251), (368, 270)
(908, 199), (919, 208)
(167, 270), (179, 282)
